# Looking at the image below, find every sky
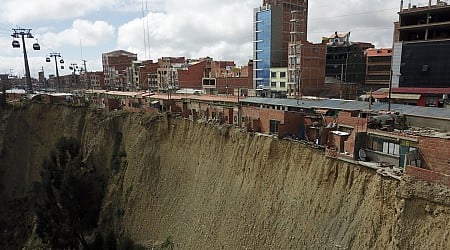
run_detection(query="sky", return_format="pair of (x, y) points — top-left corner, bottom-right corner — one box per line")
(0, 0), (435, 79)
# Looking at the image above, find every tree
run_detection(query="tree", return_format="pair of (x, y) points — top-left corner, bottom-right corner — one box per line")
(33, 137), (104, 249)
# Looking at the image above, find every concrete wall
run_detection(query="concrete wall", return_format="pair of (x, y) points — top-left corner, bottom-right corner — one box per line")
(365, 150), (400, 166)
(406, 116), (450, 132)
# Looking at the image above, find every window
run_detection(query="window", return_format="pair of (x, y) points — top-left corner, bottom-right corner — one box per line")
(269, 120), (280, 134)
(426, 97), (436, 107)
(280, 82), (286, 88)
(271, 81), (276, 87)
(368, 136), (400, 156)
(271, 72), (277, 77)
(280, 72), (286, 78)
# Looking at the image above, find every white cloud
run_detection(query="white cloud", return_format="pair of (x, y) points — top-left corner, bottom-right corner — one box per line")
(308, 0), (399, 47)
(0, 0), (122, 23)
(0, 0), (424, 78)
(117, 0), (256, 65)
(39, 19), (115, 49)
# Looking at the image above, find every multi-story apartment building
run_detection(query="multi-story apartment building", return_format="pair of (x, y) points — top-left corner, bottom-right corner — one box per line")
(325, 32), (374, 86)
(156, 57), (186, 91)
(134, 60), (159, 91)
(391, 0), (450, 107)
(253, 0), (308, 90)
(270, 67), (288, 94)
(365, 48), (393, 90)
(102, 50), (137, 90)
(288, 40), (326, 97)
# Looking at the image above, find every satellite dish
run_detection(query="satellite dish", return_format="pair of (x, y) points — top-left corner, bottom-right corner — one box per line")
(359, 149), (367, 161)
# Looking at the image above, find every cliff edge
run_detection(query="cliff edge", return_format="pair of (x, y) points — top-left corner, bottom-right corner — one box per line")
(0, 103), (449, 249)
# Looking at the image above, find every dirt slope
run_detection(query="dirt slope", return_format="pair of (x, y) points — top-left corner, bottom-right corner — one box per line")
(1, 103), (449, 249)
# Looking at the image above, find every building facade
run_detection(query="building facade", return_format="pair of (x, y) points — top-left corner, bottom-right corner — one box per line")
(325, 32), (374, 86)
(288, 41), (326, 96)
(365, 48), (392, 90)
(391, 1), (450, 107)
(102, 50), (137, 90)
(253, 0), (308, 90)
(270, 67), (288, 93)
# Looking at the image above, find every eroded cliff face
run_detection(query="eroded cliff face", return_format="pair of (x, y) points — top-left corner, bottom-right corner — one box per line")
(1, 103), (449, 249)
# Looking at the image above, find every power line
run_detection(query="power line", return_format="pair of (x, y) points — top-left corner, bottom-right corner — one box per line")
(309, 27), (393, 34)
(310, 8), (397, 21)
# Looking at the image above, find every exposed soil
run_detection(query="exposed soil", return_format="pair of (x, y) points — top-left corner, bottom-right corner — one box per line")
(1, 103), (449, 249)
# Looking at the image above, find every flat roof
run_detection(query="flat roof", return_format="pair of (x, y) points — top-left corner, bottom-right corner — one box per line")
(241, 97), (450, 120)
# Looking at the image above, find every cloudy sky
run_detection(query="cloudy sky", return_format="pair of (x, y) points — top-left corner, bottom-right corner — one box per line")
(0, 0), (433, 78)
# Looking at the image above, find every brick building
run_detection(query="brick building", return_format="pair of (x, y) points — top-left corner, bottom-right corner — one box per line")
(365, 48), (392, 90)
(288, 41), (327, 97)
(102, 50), (137, 90)
(178, 60), (209, 90)
(137, 60), (159, 91)
(156, 57), (186, 91)
(253, 0), (308, 89)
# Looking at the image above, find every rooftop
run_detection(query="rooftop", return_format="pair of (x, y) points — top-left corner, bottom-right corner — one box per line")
(241, 97), (450, 121)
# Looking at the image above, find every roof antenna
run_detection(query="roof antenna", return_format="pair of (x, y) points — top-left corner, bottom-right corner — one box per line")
(141, 0), (148, 59)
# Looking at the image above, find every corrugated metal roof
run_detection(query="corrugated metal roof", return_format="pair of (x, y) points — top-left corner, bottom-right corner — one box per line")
(241, 97), (450, 120)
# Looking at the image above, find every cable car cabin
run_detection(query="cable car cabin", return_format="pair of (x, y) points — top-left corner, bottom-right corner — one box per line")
(60, 59), (64, 64)
(33, 43), (40, 50)
(46, 57), (51, 62)
(61, 66), (64, 69)
(12, 40), (20, 48)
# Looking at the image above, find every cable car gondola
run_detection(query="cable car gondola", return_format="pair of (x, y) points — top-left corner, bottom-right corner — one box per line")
(60, 59), (64, 64)
(33, 43), (40, 50)
(61, 66), (64, 70)
(46, 57), (51, 62)
(12, 40), (20, 48)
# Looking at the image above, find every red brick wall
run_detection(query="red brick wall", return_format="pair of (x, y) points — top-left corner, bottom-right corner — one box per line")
(240, 106), (285, 133)
(178, 61), (207, 89)
(406, 166), (450, 187)
(224, 108), (234, 124)
(105, 98), (121, 111)
(418, 137), (450, 175)
(279, 111), (304, 138)
(327, 133), (346, 152)
(300, 42), (327, 96)
(215, 77), (252, 94)
(337, 111), (367, 129)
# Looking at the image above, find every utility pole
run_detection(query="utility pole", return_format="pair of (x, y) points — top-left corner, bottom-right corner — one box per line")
(69, 63), (78, 88)
(11, 28), (40, 93)
(81, 60), (90, 89)
(46, 53), (64, 92)
(388, 69), (393, 111)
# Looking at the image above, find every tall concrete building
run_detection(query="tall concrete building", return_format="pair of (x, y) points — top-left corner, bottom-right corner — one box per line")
(391, 0), (450, 107)
(253, 0), (308, 90)
(102, 50), (137, 90)
(365, 48), (392, 90)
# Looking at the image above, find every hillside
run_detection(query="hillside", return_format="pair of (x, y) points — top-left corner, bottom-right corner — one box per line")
(0, 103), (449, 249)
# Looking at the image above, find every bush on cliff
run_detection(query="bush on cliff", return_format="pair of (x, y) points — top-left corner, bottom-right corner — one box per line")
(33, 137), (105, 249)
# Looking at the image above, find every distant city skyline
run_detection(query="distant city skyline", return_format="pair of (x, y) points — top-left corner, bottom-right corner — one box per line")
(0, 0), (431, 78)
